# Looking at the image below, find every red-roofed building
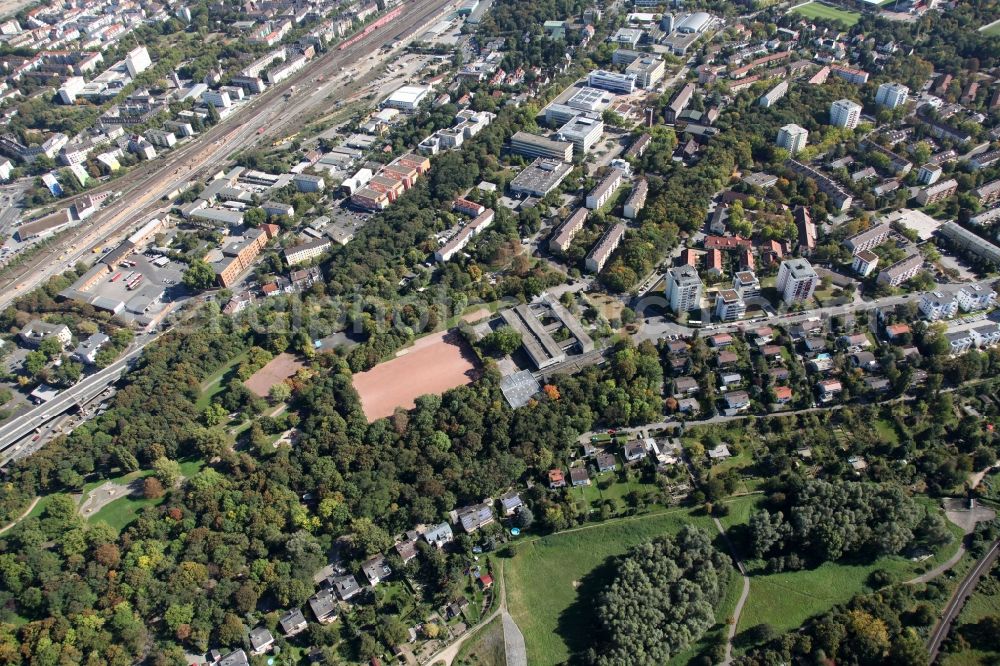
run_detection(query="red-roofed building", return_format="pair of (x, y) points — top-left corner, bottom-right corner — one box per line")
(479, 574), (493, 589)
(760, 239), (784, 264)
(706, 248), (723, 275)
(885, 323), (911, 340)
(774, 386), (793, 403)
(709, 333), (733, 347)
(548, 468), (566, 489)
(681, 248), (698, 266)
(705, 235), (752, 250)
(739, 247), (755, 270)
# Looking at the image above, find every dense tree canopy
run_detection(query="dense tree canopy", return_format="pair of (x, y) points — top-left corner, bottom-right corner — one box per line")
(588, 527), (731, 665)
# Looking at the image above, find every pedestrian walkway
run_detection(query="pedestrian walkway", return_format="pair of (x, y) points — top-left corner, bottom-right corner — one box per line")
(502, 611), (527, 666)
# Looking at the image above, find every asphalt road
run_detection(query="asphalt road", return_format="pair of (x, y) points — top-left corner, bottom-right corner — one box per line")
(635, 289), (930, 343)
(0, 340), (152, 459)
(0, 0), (458, 310)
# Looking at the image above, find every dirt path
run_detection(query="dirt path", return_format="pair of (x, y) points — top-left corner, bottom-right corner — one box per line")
(427, 560), (506, 666)
(79, 478), (143, 516)
(714, 517), (750, 665)
(0, 496), (39, 535)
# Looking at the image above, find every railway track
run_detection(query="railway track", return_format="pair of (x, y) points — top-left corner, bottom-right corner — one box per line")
(0, 0), (457, 308)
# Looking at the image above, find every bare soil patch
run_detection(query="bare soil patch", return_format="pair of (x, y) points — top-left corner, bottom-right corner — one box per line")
(352, 330), (479, 422)
(244, 353), (305, 397)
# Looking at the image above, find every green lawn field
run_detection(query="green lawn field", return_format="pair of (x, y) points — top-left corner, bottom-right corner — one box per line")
(736, 500), (966, 638)
(981, 21), (1000, 36)
(195, 350), (248, 410)
(455, 616), (506, 666)
(88, 494), (165, 533)
(505, 508), (718, 665)
(790, 2), (862, 27)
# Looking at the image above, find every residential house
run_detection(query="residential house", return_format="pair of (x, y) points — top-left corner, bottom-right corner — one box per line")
(865, 377), (891, 392)
(716, 350), (739, 367)
(708, 444), (732, 460)
(677, 397), (700, 413)
(774, 386), (793, 404)
(19, 320), (72, 349)
(72, 331), (109, 365)
(548, 468), (566, 489)
(218, 650), (250, 666)
(623, 440), (646, 462)
(279, 609), (307, 637)
(721, 373), (742, 387)
(850, 351), (878, 371)
(769, 367), (790, 382)
(331, 575), (362, 600)
(361, 555), (391, 586)
(308, 589), (338, 624)
(946, 329), (974, 355)
(839, 333), (870, 349)
(248, 627), (275, 655)
(596, 452), (617, 473)
(884, 323), (911, 341)
(708, 333), (733, 348)
(499, 491), (523, 517)
(424, 523), (455, 548)
(723, 390), (750, 412)
(817, 379), (842, 401)
(803, 336), (828, 353)
(457, 503), (495, 533)
(673, 376), (699, 395)
(570, 466), (591, 486)
(394, 533), (419, 563)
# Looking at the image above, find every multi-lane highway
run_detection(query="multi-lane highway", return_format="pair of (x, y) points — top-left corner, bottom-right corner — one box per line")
(0, 340), (153, 462)
(0, 0), (459, 310)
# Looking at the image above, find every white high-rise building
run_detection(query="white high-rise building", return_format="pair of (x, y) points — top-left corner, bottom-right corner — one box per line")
(125, 46), (152, 78)
(875, 82), (909, 110)
(776, 124), (808, 155)
(666, 265), (703, 313)
(775, 258), (819, 304)
(714, 289), (746, 322)
(830, 99), (862, 129)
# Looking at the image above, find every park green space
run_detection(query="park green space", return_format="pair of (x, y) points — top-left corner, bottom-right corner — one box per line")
(82, 458), (205, 533)
(88, 494), (165, 533)
(508, 485), (966, 665)
(735, 496), (966, 638)
(195, 350), (249, 410)
(505, 507), (717, 665)
(790, 2), (862, 26)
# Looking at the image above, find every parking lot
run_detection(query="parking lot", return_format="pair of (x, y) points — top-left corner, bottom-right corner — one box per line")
(69, 251), (186, 326)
